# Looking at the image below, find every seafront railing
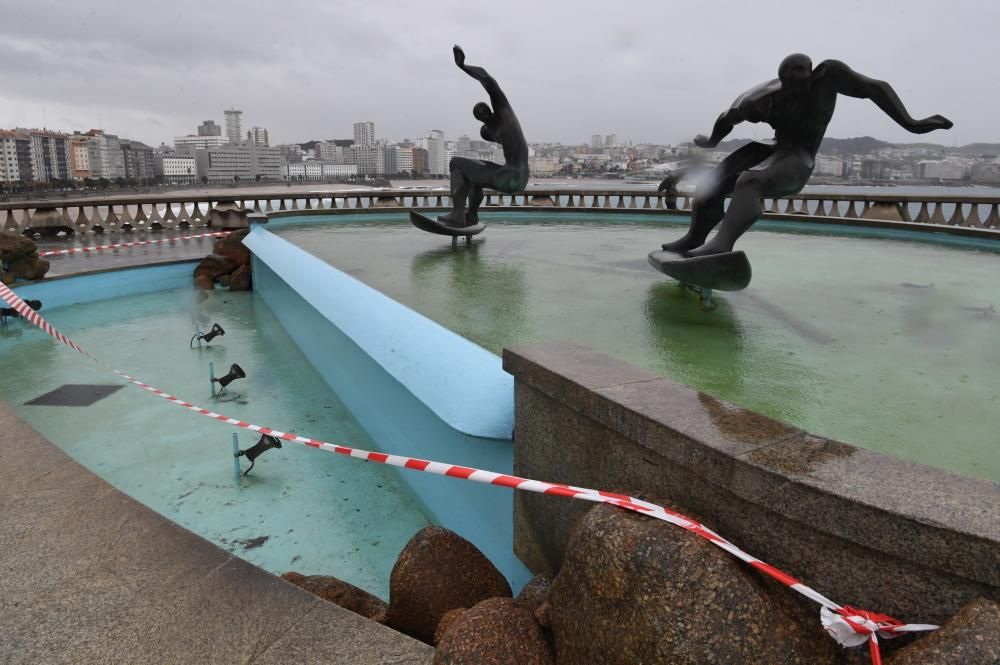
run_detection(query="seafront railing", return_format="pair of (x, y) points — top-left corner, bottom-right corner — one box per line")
(2, 189), (999, 236)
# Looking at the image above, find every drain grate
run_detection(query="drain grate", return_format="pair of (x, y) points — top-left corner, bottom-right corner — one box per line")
(26, 384), (124, 407)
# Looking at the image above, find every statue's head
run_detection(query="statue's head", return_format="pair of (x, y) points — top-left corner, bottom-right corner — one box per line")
(778, 53), (813, 92)
(473, 102), (492, 122)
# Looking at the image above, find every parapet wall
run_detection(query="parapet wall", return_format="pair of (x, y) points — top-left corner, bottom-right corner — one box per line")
(503, 341), (1000, 626)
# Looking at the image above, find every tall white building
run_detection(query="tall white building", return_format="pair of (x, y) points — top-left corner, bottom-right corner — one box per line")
(224, 109), (243, 144)
(427, 130), (447, 175)
(0, 131), (25, 182)
(353, 121), (375, 146)
(591, 134), (603, 149)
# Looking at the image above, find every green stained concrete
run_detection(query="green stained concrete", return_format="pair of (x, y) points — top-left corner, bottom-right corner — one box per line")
(276, 212), (1000, 482)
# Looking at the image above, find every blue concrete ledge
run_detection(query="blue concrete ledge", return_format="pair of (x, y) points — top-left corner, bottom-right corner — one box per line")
(243, 227), (513, 440)
(11, 262), (199, 311)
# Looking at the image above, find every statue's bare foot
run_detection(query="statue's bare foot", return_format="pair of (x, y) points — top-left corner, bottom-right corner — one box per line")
(683, 241), (731, 258)
(464, 211), (480, 226)
(437, 211), (466, 228)
(660, 236), (701, 252)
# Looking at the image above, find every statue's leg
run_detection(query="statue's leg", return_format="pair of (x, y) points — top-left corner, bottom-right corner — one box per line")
(466, 185), (484, 225)
(686, 150), (813, 257)
(438, 159), (472, 226)
(439, 158), (499, 226)
(661, 142), (774, 252)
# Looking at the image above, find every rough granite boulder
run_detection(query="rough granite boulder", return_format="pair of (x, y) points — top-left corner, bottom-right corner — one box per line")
(0, 232), (48, 281)
(514, 573), (553, 614)
(434, 597), (554, 665)
(547, 502), (840, 665)
(228, 264), (252, 291)
(193, 254), (237, 281)
(1, 271), (14, 286)
(281, 571), (388, 622)
(0, 232), (37, 262)
(887, 598), (1000, 665)
(8, 256), (49, 280)
(213, 229), (251, 267)
(434, 608), (467, 646)
(384, 526), (512, 644)
(194, 275), (214, 290)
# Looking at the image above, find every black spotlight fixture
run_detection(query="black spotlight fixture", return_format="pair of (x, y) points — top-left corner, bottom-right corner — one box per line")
(236, 433), (282, 475)
(1, 299), (42, 328)
(190, 322), (226, 348)
(212, 363), (246, 393)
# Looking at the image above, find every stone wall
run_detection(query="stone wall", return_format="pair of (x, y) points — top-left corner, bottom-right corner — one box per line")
(503, 342), (1000, 626)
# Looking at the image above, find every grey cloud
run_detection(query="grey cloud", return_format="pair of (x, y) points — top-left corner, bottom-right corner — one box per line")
(1, 0), (995, 146)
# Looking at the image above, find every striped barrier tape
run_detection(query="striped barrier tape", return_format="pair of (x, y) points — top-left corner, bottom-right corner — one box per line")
(37, 231), (231, 257)
(0, 281), (938, 664)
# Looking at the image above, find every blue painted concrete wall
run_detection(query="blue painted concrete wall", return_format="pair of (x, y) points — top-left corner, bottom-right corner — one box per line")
(12, 262), (198, 311)
(245, 228), (530, 590)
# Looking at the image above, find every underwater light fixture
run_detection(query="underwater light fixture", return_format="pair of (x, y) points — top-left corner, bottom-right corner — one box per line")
(190, 322), (225, 348)
(212, 363), (246, 393)
(236, 433), (282, 475)
(1, 299), (42, 328)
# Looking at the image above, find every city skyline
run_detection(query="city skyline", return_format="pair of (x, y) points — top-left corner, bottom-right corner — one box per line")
(1, 1), (996, 148)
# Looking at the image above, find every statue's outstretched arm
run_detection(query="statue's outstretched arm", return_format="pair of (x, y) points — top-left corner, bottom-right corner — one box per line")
(821, 59), (952, 134)
(694, 108), (744, 148)
(453, 45), (509, 109)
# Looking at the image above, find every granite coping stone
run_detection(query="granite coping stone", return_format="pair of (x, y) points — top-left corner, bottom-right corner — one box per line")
(0, 400), (434, 664)
(503, 342), (1000, 589)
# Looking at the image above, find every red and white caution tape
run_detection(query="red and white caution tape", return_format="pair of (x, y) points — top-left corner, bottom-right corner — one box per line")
(37, 231), (231, 257)
(0, 282), (938, 663)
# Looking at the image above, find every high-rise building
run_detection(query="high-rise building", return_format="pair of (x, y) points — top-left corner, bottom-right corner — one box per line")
(68, 134), (93, 179)
(411, 147), (428, 175)
(427, 130), (447, 175)
(224, 109), (243, 144)
(353, 121), (375, 146)
(247, 127), (269, 147)
(84, 130), (125, 179)
(605, 134), (617, 147)
(591, 134), (603, 149)
(198, 120), (222, 137)
(0, 130), (29, 182)
(22, 130), (71, 181)
(120, 140), (157, 180)
(352, 143), (384, 175)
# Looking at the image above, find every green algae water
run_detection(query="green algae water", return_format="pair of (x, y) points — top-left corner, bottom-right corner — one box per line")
(276, 212), (1000, 482)
(0, 287), (431, 599)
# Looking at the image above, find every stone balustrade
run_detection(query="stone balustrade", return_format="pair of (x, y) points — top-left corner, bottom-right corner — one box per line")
(2, 188), (999, 237)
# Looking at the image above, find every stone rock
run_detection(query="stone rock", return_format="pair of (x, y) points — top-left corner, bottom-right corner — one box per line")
(8, 256), (49, 280)
(0, 232), (36, 262)
(514, 573), (553, 614)
(218, 274), (231, 288)
(193, 253), (237, 281)
(434, 608), (467, 646)
(0, 271), (12, 286)
(887, 598), (1000, 665)
(547, 502), (839, 665)
(384, 526), (512, 644)
(194, 275), (214, 290)
(281, 571), (389, 623)
(228, 265), (252, 291)
(434, 597), (554, 665)
(213, 229), (251, 267)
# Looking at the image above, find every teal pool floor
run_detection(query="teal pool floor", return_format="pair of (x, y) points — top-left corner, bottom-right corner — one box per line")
(0, 287), (431, 600)
(276, 212), (1000, 482)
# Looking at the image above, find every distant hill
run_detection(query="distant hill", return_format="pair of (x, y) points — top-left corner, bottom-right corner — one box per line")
(697, 135), (999, 157)
(818, 136), (893, 155)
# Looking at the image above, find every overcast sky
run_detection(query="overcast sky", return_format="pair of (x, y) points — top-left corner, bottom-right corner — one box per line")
(1, 0), (996, 148)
